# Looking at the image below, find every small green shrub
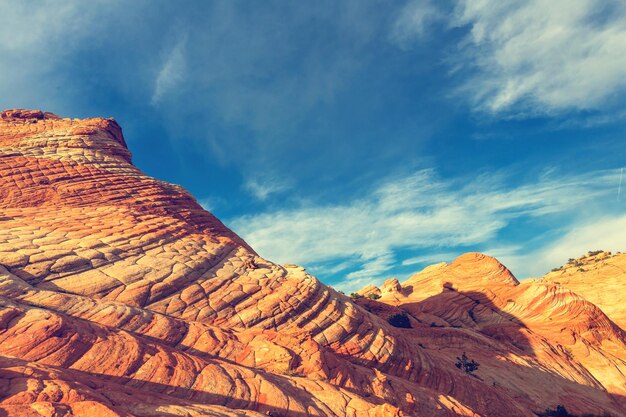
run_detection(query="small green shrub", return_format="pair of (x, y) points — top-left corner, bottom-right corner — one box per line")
(388, 313), (411, 328)
(540, 405), (572, 417)
(349, 293), (363, 300)
(539, 405), (612, 417)
(455, 352), (479, 375)
(468, 309), (476, 322)
(367, 293), (381, 300)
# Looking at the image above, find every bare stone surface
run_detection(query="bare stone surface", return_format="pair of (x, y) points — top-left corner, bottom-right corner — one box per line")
(358, 252), (626, 416)
(0, 110), (624, 417)
(537, 251), (626, 330)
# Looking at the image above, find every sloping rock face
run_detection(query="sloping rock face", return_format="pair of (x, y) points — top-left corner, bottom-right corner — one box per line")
(358, 253), (626, 416)
(537, 251), (626, 330)
(402, 253), (519, 299)
(0, 109), (624, 417)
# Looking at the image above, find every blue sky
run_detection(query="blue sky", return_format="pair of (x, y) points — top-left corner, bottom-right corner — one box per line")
(1, 0), (625, 291)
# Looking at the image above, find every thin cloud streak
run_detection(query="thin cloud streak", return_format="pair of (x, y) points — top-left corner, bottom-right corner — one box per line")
(618, 168), (623, 202)
(230, 168), (622, 288)
(401, 252), (458, 266)
(391, 0), (443, 46)
(152, 33), (188, 105)
(391, 0), (626, 115)
(452, 0), (626, 114)
(0, 1), (114, 111)
(244, 176), (292, 201)
(498, 214), (626, 279)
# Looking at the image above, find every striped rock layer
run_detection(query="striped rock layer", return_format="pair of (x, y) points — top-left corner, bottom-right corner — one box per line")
(358, 252), (626, 416)
(537, 250), (626, 330)
(0, 109), (624, 417)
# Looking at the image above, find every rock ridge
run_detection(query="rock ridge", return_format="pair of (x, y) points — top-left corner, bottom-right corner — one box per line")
(0, 110), (624, 417)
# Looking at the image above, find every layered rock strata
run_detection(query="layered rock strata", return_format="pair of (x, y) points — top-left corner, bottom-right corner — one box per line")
(0, 109), (624, 417)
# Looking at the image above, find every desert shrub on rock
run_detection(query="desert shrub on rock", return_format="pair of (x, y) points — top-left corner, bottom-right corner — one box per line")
(455, 352), (479, 375)
(539, 404), (612, 417)
(388, 313), (411, 328)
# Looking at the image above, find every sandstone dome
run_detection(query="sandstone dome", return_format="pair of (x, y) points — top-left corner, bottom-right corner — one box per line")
(0, 110), (624, 417)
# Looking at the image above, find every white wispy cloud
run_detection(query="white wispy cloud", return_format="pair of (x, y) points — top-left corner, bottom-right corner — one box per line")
(0, 1), (114, 111)
(401, 252), (458, 266)
(346, 252), (395, 281)
(391, 0), (626, 115)
(0, 1), (97, 50)
(244, 176), (291, 201)
(453, 0), (626, 114)
(391, 0), (443, 45)
(229, 168), (622, 288)
(520, 215), (626, 277)
(152, 33), (188, 105)
(198, 198), (215, 212)
(496, 215), (626, 278)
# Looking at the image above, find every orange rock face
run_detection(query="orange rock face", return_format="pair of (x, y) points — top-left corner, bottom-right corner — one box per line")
(358, 253), (626, 416)
(0, 109), (624, 417)
(538, 251), (626, 330)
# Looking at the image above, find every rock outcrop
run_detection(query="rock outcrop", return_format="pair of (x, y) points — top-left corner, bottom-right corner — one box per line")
(537, 250), (626, 330)
(358, 253), (626, 416)
(0, 109), (624, 417)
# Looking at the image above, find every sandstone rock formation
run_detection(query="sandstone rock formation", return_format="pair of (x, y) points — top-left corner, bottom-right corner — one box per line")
(358, 253), (626, 416)
(0, 109), (624, 417)
(537, 250), (626, 330)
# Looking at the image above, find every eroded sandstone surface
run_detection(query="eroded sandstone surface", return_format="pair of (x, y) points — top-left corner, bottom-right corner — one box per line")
(0, 109), (624, 417)
(537, 251), (626, 330)
(358, 252), (626, 416)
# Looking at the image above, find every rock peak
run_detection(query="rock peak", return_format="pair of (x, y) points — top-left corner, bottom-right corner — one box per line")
(404, 251), (519, 293)
(0, 109), (247, 249)
(0, 109), (127, 150)
(449, 252), (519, 284)
(0, 108), (62, 120)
